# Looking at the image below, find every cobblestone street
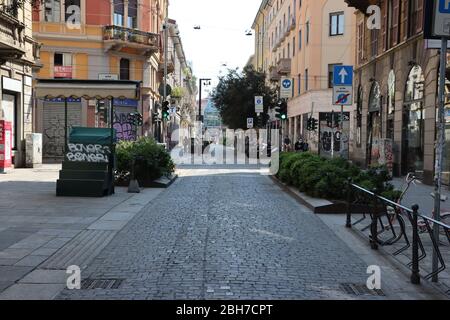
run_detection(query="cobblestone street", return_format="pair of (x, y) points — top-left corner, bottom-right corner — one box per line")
(57, 166), (392, 300)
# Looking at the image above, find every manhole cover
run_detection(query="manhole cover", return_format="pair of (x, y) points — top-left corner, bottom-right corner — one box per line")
(339, 283), (385, 296)
(81, 279), (124, 290)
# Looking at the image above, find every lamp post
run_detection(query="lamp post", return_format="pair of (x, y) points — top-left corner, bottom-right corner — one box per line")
(198, 78), (211, 123)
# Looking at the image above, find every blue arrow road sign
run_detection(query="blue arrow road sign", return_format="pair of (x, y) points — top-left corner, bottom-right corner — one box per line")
(439, 0), (450, 13)
(333, 65), (353, 86)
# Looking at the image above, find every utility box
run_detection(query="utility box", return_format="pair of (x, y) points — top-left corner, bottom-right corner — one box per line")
(25, 133), (43, 168)
(56, 127), (116, 197)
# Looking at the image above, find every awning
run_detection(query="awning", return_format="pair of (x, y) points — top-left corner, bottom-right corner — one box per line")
(35, 79), (141, 100)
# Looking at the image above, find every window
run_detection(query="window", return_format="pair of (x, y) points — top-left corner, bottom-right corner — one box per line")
(371, 29), (379, 57)
(44, 0), (61, 22)
(306, 21), (309, 44)
(330, 12), (344, 36)
(128, 0), (137, 29)
(387, 70), (395, 140)
(305, 69), (309, 91)
(357, 22), (364, 64)
(292, 37), (296, 56)
(120, 58), (130, 80)
(328, 63), (342, 88)
(298, 74), (301, 95)
(299, 29), (302, 49)
(113, 0), (124, 26)
(54, 52), (72, 78)
(287, 43), (290, 58)
(65, 0), (80, 23)
(408, 0), (424, 36)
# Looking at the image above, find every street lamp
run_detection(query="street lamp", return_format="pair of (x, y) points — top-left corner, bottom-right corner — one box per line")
(198, 78), (211, 123)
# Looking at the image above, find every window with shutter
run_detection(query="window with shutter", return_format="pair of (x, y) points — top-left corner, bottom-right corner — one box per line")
(416, 0), (423, 33)
(382, 0), (387, 51)
(391, 0), (399, 46)
(357, 22), (364, 65)
(401, 0), (408, 40)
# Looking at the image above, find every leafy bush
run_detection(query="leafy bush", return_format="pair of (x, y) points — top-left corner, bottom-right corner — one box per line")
(116, 137), (175, 183)
(277, 152), (400, 201)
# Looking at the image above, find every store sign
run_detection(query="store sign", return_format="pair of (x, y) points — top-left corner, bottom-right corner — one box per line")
(99, 73), (119, 80)
(2, 76), (22, 93)
(54, 66), (73, 78)
(113, 98), (138, 108)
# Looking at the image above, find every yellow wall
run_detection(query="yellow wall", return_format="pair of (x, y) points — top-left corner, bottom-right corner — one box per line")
(75, 53), (88, 79)
(110, 56), (119, 75)
(38, 51), (51, 78)
(134, 60), (143, 81)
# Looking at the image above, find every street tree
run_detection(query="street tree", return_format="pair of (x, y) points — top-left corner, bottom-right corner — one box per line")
(211, 65), (277, 130)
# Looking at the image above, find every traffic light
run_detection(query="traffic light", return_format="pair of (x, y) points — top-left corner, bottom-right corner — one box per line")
(162, 101), (170, 120)
(311, 118), (318, 131)
(307, 117), (318, 131)
(275, 101), (287, 120)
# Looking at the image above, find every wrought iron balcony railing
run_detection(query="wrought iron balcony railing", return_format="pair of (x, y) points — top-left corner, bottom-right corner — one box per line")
(103, 25), (159, 52)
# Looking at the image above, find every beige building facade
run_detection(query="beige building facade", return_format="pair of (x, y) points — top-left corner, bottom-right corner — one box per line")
(0, 0), (39, 168)
(252, 0), (356, 157)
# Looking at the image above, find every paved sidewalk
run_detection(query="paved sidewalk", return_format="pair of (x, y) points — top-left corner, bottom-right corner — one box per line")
(0, 165), (164, 299)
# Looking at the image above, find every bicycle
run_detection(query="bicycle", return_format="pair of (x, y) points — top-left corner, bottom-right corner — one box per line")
(380, 173), (450, 246)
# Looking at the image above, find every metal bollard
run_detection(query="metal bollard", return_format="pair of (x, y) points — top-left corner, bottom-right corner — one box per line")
(370, 194), (379, 250)
(346, 178), (352, 228)
(411, 204), (421, 285)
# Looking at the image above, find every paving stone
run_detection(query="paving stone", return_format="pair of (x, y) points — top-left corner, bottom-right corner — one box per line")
(15, 255), (49, 267)
(0, 266), (34, 283)
(19, 269), (67, 284)
(0, 284), (65, 300)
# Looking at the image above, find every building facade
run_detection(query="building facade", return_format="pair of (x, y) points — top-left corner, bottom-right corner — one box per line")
(344, 0), (441, 184)
(32, 0), (167, 161)
(0, 0), (39, 168)
(252, 0), (356, 158)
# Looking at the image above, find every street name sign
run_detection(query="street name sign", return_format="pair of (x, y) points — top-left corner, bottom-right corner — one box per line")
(255, 96), (264, 114)
(434, 0), (450, 37)
(332, 65), (353, 106)
(280, 77), (293, 99)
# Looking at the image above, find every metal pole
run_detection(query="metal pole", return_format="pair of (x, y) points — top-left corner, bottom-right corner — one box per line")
(64, 97), (68, 156)
(411, 204), (421, 285)
(163, 0), (168, 143)
(341, 104), (344, 158)
(198, 79), (202, 122)
(331, 110), (334, 159)
(432, 38), (448, 282)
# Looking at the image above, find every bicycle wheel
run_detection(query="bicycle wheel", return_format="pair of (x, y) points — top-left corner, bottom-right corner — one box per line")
(440, 214), (450, 236)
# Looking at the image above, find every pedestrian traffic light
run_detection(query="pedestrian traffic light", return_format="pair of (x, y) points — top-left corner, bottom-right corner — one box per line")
(275, 101), (287, 120)
(162, 101), (170, 120)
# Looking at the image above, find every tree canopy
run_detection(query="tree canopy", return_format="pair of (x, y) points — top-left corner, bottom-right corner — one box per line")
(211, 66), (277, 130)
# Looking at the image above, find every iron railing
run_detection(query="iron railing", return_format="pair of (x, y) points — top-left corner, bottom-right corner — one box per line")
(346, 181), (450, 288)
(103, 25), (159, 49)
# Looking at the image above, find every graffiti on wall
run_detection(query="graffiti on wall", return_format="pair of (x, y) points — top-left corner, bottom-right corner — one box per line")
(66, 143), (111, 163)
(43, 115), (66, 158)
(113, 112), (137, 141)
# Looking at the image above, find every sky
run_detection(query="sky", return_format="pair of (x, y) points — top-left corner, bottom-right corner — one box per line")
(170, 0), (261, 93)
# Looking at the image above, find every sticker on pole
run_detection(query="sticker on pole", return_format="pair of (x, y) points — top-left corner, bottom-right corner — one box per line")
(247, 118), (254, 129)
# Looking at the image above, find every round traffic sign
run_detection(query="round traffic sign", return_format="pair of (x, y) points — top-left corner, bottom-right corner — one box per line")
(337, 93), (348, 104)
(282, 79), (291, 88)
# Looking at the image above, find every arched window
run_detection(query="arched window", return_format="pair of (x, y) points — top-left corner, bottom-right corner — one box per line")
(386, 70), (395, 140)
(402, 65), (425, 176)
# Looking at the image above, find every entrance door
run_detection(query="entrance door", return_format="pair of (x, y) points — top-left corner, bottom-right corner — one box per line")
(367, 111), (382, 166)
(2, 93), (16, 150)
(401, 102), (424, 176)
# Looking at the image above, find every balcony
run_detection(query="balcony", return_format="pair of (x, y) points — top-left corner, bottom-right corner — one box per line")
(269, 66), (280, 82)
(103, 25), (159, 56)
(288, 16), (296, 32)
(159, 54), (175, 74)
(276, 58), (291, 75)
(344, 0), (378, 12)
(0, 10), (26, 64)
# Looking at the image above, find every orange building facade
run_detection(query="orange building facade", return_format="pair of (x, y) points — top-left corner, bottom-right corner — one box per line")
(32, 0), (167, 161)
